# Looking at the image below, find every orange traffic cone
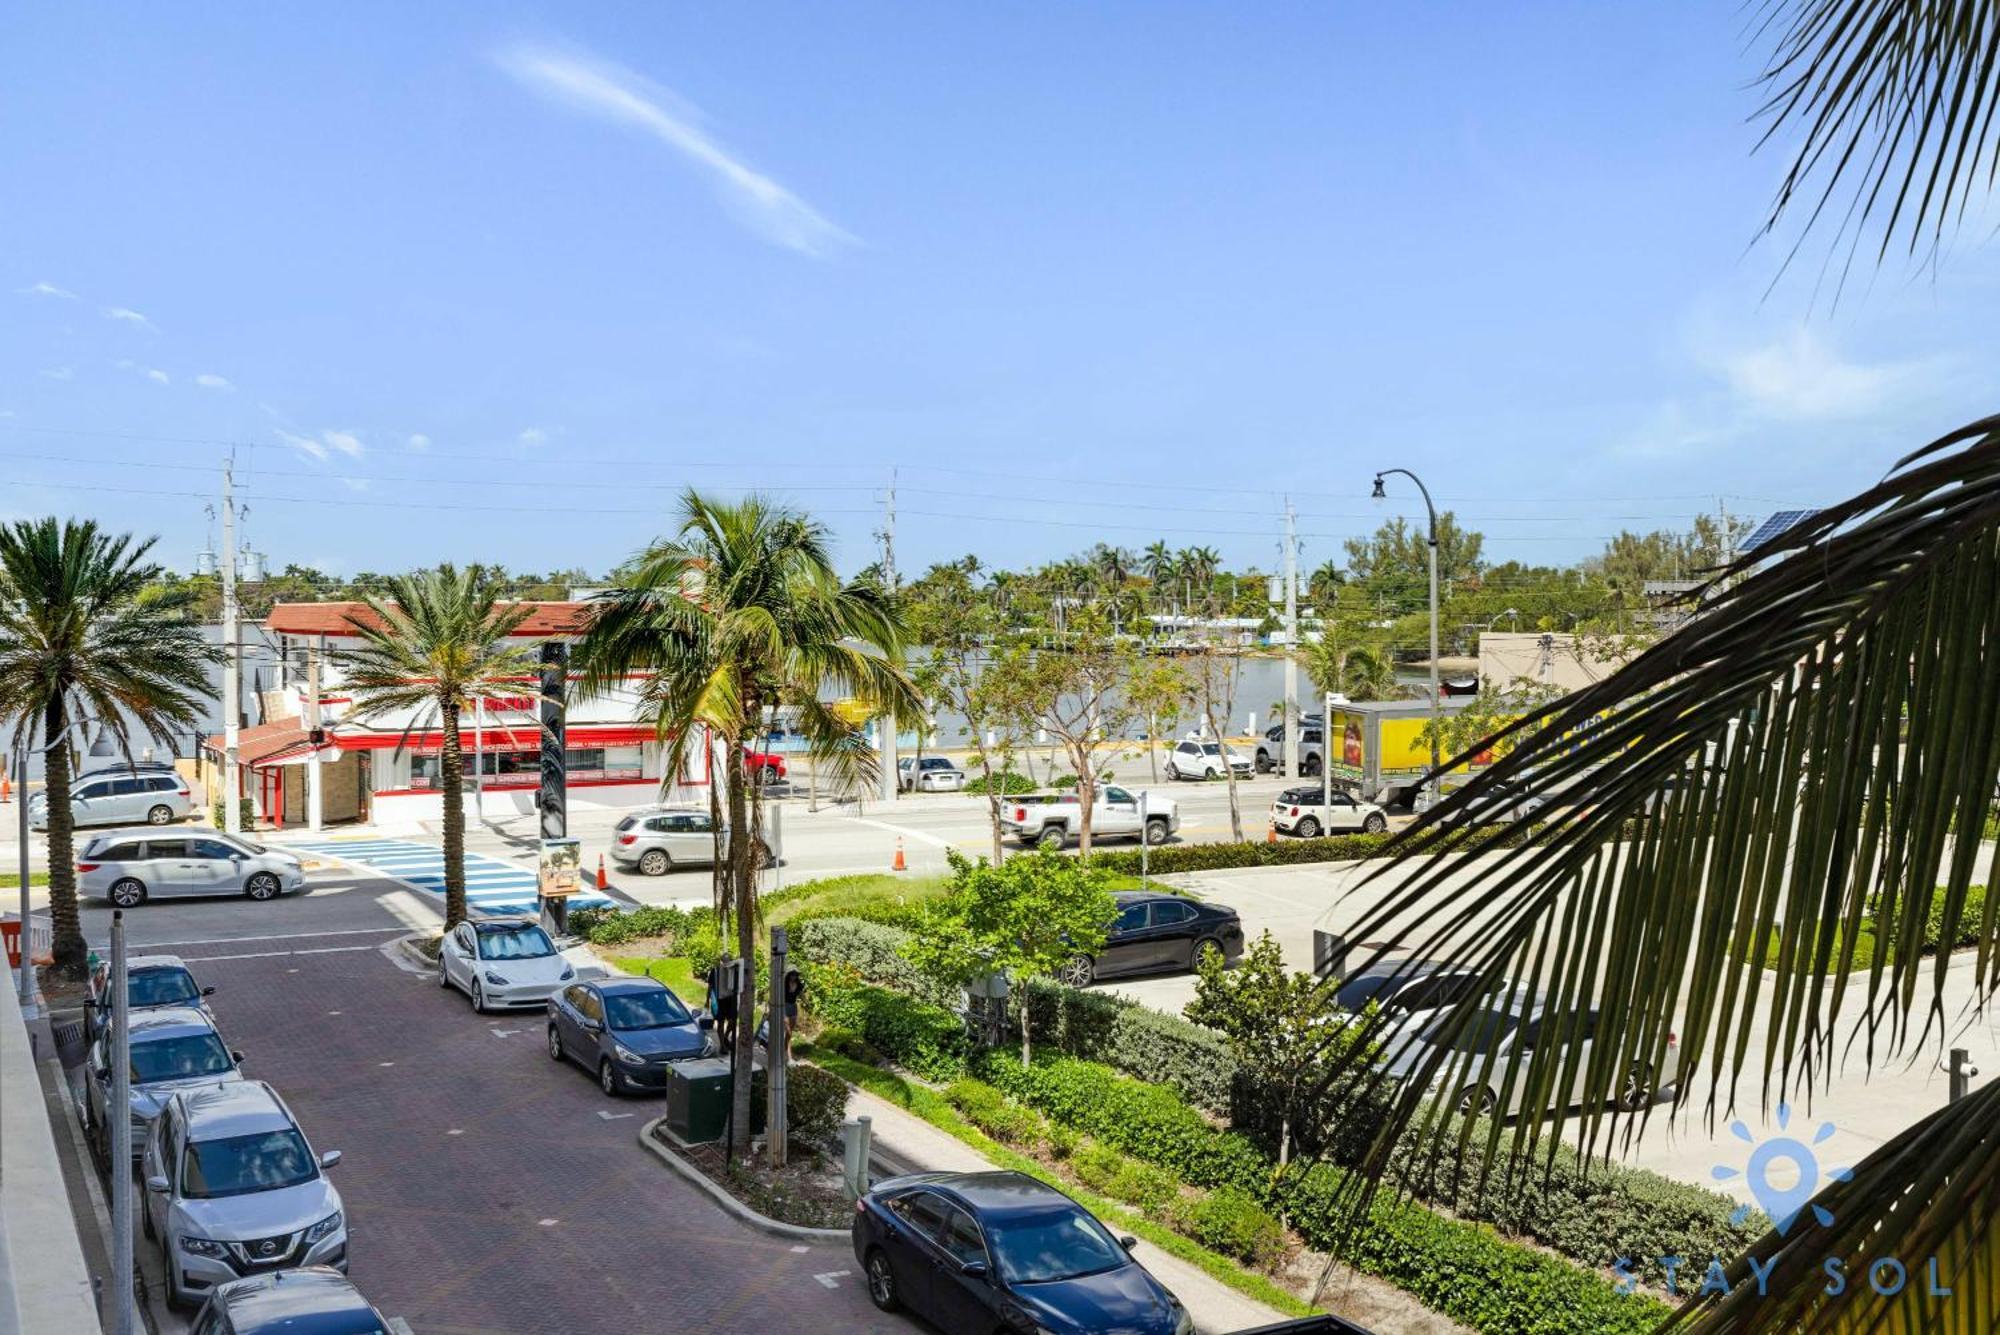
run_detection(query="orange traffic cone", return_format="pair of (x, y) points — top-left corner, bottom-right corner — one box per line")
(0, 773), (10, 803)
(596, 855), (609, 891)
(1266, 821), (1277, 844)
(892, 838), (907, 873)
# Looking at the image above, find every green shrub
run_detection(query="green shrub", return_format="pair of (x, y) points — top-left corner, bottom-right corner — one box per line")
(1106, 1159), (1179, 1212)
(963, 770), (1036, 795)
(1046, 1123), (1080, 1160)
(943, 1079), (1045, 1145)
(1084, 825), (1521, 876)
(211, 798), (256, 830)
(793, 917), (957, 1006)
(1170, 1186), (1284, 1267)
(578, 903), (694, 948)
(1020, 977), (1237, 1114)
(763, 872), (947, 931)
(1070, 1142), (1126, 1193)
(1051, 773), (1080, 789)
(812, 979), (967, 1081)
(748, 1063), (850, 1147)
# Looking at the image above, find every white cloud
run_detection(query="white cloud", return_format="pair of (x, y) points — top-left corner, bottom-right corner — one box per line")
(103, 306), (156, 331)
(0, 409), (15, 418)
(518, 427), (547, 446)
(323, 430), (364, 458)
(407, 432), (431, 451)
(144, 368), (170, 385)
(20, 281), (77, 299)
(194, 373), (234, 391)
(1713, 329), (1908, 421)
(340, 477), (370, 493)
(39, 367), (73, 380)
(493, 43), (856, 257)
(276, 429), (329, 462)
(275, 428), (363, 463)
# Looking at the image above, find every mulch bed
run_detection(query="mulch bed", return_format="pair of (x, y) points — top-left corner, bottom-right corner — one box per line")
(649, 1124), (853, 1230)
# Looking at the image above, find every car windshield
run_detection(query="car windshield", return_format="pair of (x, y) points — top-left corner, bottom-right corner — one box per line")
(987, 1208), (1128, 1284)
(615, 815), (638, 833)
(128, 969), (200, 1008)
(180, 1129), (317, 1199)
(1419, 1007), (1522, 1053)
(477, 925), (556, 960)
(130, 1033), (234, 1083)
(1333, 971), (1405, 1014)
(603, 989), (693, 1031)
(1199, 744), (1221, 755)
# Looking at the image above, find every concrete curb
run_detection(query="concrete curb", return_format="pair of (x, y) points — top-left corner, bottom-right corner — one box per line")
(390, 932), (438, 975)
(636, 1116), (848, 1243)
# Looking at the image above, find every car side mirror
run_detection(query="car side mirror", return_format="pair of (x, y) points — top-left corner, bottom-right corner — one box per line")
(1119, 1235), (1138, 1250)
(959, 1260), (990, 1280)
(696, 1014), (714, 1030)
(231, 854), (246, 862)
(231, 1050), (246, 1063)
(201, 986), (216, 997)
(145, 1175), (169, 1193)
(319, 1150), (342, 1169)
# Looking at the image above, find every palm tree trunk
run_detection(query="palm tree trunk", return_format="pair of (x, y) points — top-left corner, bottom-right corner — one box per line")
(43, 696), (85, 976)
(439, 700), (466, 929)
(725, 735), (756, 1157)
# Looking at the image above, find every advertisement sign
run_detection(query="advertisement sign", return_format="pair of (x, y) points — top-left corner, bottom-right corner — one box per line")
(538, 837), (582, 899)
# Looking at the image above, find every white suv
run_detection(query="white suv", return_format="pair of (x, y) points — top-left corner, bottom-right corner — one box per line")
(144, 1081), (346, 1310)
(1164, 739), (1253, 781)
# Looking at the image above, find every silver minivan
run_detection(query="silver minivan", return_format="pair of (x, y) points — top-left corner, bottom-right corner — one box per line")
(78, 831), (307, 908)
(609, 806), (772, 876)
(30, 771), (192, 830)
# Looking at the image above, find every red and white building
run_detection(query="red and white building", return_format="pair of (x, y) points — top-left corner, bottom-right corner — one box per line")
(202, 601), (721, 829)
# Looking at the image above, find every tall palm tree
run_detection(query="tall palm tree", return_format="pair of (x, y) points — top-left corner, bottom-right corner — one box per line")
(337, 565), (542, 931)
(575, 492), (920, 1157)
(1312, 6), (2000, 1327)
(0, 519), (217, 975)
(1141, 540), (1175, 585)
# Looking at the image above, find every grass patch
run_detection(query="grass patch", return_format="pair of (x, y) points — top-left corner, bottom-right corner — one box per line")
(802, 1044), (1316, 1321)
(610, 954), (707, 1006)
(763, 872), (951, 928)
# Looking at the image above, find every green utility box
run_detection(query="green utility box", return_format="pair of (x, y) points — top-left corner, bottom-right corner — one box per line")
(665, 1058), (733, 1144)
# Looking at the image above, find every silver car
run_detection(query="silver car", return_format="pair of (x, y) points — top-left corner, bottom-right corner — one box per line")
(85, 952), (216, 1044)
(30, 770), (192, 830)
(78, 830), (306, 908)
(143, 1081), (346, 1310)
(609, 806), (772, 877)
(82, 1005), (244, 1163)
(898, 756), (966, 792)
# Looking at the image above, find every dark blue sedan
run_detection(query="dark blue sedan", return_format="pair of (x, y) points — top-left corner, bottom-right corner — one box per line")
(853, 1171), (1191, 1335)
(546, 975), (715, 1095)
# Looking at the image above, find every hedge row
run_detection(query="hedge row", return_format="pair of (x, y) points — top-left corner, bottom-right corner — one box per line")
(1084, 824), (1526, 876)
(791, 917), (959, 1008)
(1019, 976), (1237, 1113)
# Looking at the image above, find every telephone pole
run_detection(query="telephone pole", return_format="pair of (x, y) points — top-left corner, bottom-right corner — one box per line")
(221, 458), (242, 834)
(1283, 498), (1300, 781)
(877, 468), (899, 803)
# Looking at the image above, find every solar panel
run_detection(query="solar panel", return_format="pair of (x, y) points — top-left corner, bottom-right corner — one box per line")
(1739, 508), (1818, 554)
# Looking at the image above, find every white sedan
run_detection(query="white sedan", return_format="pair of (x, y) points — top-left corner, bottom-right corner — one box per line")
(1164, 740), (1254, 781)
(438, 918), (576, 1012)
(1270, 785), (1388, 837)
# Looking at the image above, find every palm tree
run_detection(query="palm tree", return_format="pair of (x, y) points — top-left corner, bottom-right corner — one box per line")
(1141, 540), (1175, 585)
(1311, 8), (2000, 1327)
(1307, 558), (1344, 602)
(337, 565), (543, 931)
(0, 519), (217, 976)
(575, 492), (920, 1158)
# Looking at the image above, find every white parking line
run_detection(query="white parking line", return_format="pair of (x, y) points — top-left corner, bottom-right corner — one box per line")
(176, 944), (382, 962)
(121, 925), (412, 950)
(812, 1270), (851, 1289)
(596, 1110), (634, 1121)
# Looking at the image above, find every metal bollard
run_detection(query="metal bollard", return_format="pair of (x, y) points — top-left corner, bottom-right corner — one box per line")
(1950, 1048), (1979, 1102)
(842, 1115), (873, 1196)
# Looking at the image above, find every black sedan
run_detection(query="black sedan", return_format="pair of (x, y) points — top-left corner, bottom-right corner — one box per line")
(1055, 891), (1244, 987)
(854, 1171), (1190, 1335)
(546, 975), (715, 1095)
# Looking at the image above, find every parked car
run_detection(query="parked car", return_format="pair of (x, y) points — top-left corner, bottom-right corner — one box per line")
(1270, 784), (1388, 837)
(1377, 988), (1678, 1117)
(1331, 958), (1488, 1028)
(76, 759), (179, 783)
(437, 918), (575, 1012)
(745, 748), (788, 784)
(1438, 776), (1550, 823)
(85, 952), (215, 1043)
(78, 831), (306, 908)
(854, 1170), (1191, 1335)
(30, 770), (192, 831)
(82, 1006), (244, 1163)
(1254, 724), (1326, 776)
(609, 806), (774, 876)
(188, 1267), (388, 1335)
(143, 1081), (346, 1311)
(1000, 786), (1178, 850)
(1163, 740), (1252, 782)
(546, 975), (716, 1095)
(898, 756), (967, 792)
(1055, 890), (1244, 987)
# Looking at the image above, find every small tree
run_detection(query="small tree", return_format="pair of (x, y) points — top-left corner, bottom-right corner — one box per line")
(1023, 607), (1140, 854)
(904, 849), (1114, 1063)
(1185, 931), (1362, 1166)
(1123, 655), (1191, 785)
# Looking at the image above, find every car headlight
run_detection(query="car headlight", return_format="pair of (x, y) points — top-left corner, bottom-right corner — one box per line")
(179, 1235), (228, 1259)
(613, 1042), (645, 1065)
(303, 1211), (342, 1244)
(484, 970), (509, 986)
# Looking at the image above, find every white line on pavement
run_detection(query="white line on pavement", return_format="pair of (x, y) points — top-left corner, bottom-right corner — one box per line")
(596, 1110), (634, 1121)
(176, 944), (383, 962)
(121, 925), (413, 950)
(812, 1270), (851, 1289)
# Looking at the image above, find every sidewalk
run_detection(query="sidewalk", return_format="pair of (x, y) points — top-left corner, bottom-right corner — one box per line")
(844, 1084), (1291, 1335)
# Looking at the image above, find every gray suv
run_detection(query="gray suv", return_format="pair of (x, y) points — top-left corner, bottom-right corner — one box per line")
(30, 770), (192, 830)
(82, 1005), (244, 1164)
(144, 1081), (346, 1310)
(78, 831), (306, 907)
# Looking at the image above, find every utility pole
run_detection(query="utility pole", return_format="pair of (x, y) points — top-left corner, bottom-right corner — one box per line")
(305, 643), (323, 833)
(109, 910), (135, 1335)
(877, 468), (898, 804)
(1283, 498), (1299, 782)
(221, 459), (242, 835)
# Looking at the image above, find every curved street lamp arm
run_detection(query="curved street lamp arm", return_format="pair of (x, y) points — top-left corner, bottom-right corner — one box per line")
(1373, 467), (1439, 542)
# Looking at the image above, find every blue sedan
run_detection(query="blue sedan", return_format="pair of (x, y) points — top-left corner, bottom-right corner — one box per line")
(853, 1171), (1191, 1335)
(546, 975), (715, 1096)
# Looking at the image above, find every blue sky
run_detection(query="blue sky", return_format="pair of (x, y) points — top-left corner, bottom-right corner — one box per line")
(4, 2), (1996, 583)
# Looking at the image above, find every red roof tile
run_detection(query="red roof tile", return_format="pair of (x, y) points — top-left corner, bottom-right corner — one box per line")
(264, 601), (590, 638)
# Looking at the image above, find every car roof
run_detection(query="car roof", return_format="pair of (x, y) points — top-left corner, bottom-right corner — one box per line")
(593, 975), (669, 996)
(217, 1266), (383, 1330)
(178, 1080), (295, 1139)
(129, 1006), (221, 1038)
(123, 954), (192, 972)
(1112, 890), (1208, 909)
(897, 1170), (1083, 1218)
(473, 917), (542, 932)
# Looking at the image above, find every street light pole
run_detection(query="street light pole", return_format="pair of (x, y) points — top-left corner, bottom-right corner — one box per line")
(13, 736), (33, 1017)
(1373, 469), (1441, 807)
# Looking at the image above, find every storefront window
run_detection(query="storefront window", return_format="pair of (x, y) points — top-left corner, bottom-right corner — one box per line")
(408, 746), (630, 788)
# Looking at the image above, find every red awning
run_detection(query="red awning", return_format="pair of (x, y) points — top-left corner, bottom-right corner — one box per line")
(330, 724), (657, 752)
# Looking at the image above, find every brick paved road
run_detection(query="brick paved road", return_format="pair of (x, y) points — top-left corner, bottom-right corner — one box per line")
(174, 931), (911, 1335)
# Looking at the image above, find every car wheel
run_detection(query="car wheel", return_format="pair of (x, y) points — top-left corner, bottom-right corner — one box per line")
(437, 955), (450, 989)
(1037, 825), (1067, 851)
(142, 1202), (155, 1240)
(599, 1058), (624, 1096)
(1304, 755), (1322, 777)
(548, 1025), (565, 1063)
(638, 849), (670, 876)
(1191, 937), (1226, 971)
(1255, 752), (1272, 774)
(864, 1248), (901, 1312)
(108, 878), (147, 908)
(1295, 816), (1322, 839)
(146, 804), (173, 825)
(1144, 818), (1170, 846)
(1363, 813), (1387, 835)
(1456, 1086), (1498, 1118)
(1618, 1063), (1656, 1111)
(1057, 954), (1094, 988)
(469, 978), (487, 1014)
(244, 871), (280, 901)
(1164, 762), (1181, 781)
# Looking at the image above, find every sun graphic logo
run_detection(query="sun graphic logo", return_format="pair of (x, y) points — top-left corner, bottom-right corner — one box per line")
(1711, 1103), (1852, 1235)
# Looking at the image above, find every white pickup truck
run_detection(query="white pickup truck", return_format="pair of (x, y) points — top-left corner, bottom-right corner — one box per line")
(1000, 785), (1179, 850)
